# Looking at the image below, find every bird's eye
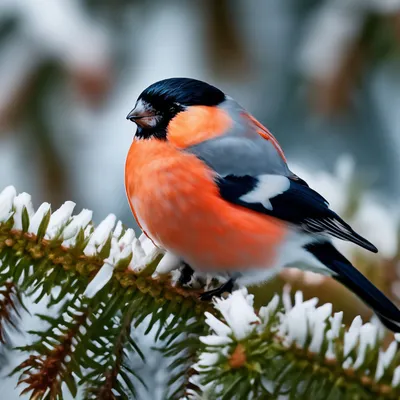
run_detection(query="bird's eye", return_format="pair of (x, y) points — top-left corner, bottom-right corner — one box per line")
(169, 102), (183, 114)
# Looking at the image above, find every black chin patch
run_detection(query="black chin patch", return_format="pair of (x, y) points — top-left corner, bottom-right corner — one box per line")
(135, 125), (168, 140)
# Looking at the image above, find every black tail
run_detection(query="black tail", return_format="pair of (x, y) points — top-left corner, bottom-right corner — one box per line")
(306, 242), (400, 332)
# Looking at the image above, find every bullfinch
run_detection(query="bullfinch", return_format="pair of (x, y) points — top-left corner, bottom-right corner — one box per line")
(125, 77), (400, 332)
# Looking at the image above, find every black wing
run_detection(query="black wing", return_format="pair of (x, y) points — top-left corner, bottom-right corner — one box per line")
(216, 174), (378, 253)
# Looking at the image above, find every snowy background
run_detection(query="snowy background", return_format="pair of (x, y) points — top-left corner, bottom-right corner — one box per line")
(1, 0), (400, 398)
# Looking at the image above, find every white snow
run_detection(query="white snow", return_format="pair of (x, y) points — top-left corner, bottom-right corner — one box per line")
(28, 202), (51, 235)
(62, 209), (93, 241)
(46, 201), (76, 240)
(204, 312), (232, 338)
(84, 262), (114, 298)
(199, 335), (233, 346)
(258, 294), (280, 326)
(113, 220), (123, 239)
(344, 317), (363, 357)
(193, 286), (400, 396)
(309, 321), (327, 354)
(12, 192), (34, 230)
(0, 185), (16, 222)
(393, 366), (400, 387)
(129, 235), (162, 273)
(155, 251), (181, 274)
(118, 228), (135, 248)
(213, 289), (260, 341)
(375, 341), (398, 381)
(83, 213), (116, 256)
(195, 352), (220, 368)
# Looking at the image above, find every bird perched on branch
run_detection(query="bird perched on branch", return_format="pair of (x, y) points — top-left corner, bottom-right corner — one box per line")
(125, 77), (400, 332)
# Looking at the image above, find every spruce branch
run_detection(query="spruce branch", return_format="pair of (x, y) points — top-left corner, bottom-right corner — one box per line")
(0, 186), (210, 312)
(0, 185), (211, 399)
(13, 295), (90, 399)
(83, 309), (139, 399)
(187, 288), (400, 400)
(0, 280), (24, 346)
(2, 185), (400, 399)
(159, 317), (208, 399)
(80, 286), (147, 399)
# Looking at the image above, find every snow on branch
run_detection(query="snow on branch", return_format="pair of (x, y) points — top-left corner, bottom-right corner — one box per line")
(0, 185), (211, 398)
(0, 185), (204, 305)
(187, 288), (400, 399)
(2, 184), (400, 399)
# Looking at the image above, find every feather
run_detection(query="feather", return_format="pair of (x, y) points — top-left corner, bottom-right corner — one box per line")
(217, 174), (377, 253)
(306, 242), (400, 332)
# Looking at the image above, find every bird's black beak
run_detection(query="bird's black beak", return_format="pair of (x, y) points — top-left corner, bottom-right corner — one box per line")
(126, 105), (156, 122)
(126, 108), (140, 121)
(126, 102), (159, 128)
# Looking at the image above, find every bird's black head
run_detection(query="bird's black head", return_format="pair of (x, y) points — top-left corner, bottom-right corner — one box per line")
(126, 78), (226, 140)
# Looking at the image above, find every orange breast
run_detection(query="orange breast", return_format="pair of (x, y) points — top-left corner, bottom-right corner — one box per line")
(125, 139), (287, 271)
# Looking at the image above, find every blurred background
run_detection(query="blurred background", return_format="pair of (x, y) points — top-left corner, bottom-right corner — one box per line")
(1, 0), (400, 397)
(1, 0), (400, 219)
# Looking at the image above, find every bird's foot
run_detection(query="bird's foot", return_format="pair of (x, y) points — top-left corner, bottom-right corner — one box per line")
(199, 279), (235, 301)
(178, 262), (195, 287)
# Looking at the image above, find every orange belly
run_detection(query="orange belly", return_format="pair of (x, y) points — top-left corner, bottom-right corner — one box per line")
(125, 139), (288, 272)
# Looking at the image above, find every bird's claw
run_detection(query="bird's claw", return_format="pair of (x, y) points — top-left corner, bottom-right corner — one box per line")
(178, 262), (195, 287)
(199, 279), (234, 301)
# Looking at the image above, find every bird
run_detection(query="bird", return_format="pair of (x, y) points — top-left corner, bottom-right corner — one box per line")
(125, 77), (400, 332)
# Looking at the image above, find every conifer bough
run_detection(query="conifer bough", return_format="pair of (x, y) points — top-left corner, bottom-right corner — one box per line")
(0, 185), (400, 399)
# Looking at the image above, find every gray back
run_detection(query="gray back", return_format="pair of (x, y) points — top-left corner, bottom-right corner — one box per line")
(187, 98), (291, 177)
